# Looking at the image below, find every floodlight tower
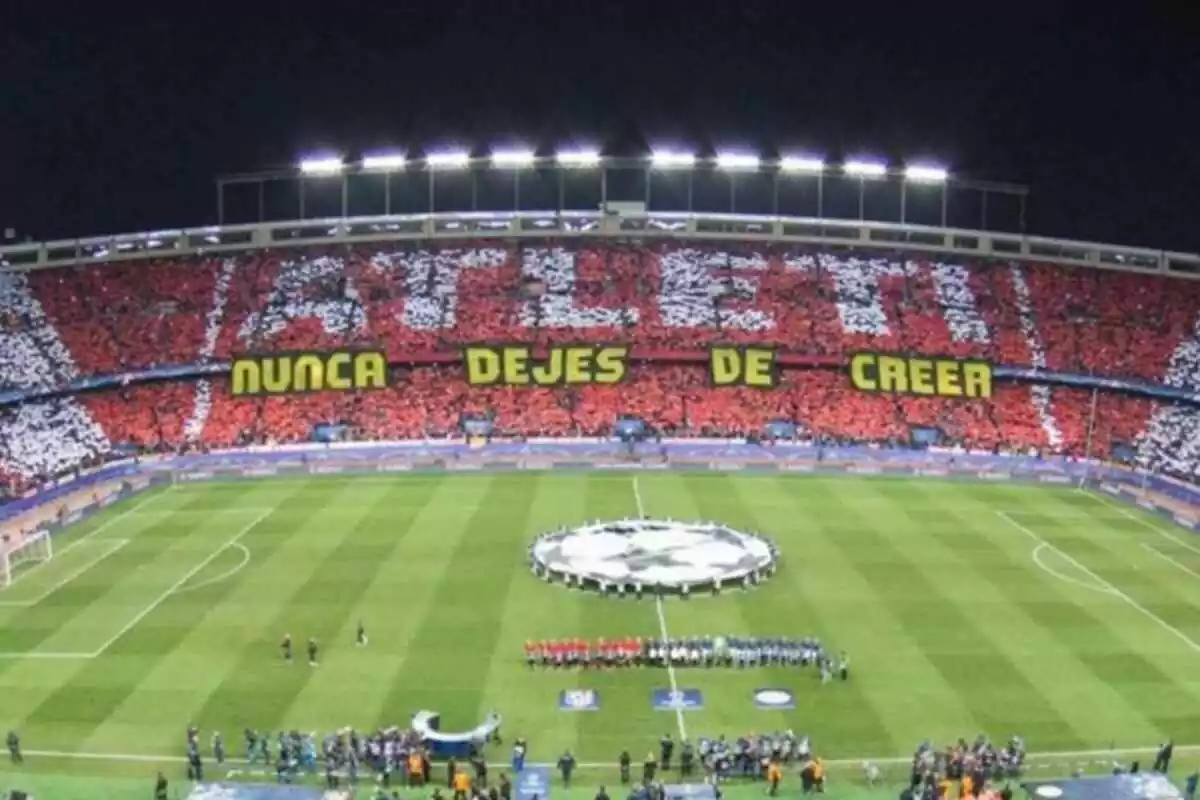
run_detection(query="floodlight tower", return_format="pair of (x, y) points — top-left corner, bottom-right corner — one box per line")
(490, 148), (537, 208)
(298, 155), (347, 218)
(777, 155), (827, 217)
(425, 150), (471, 211)
(361, 152), (408, 215)
(555, 149), (602, 211)
(649, 148), (698, 210)
(714, 152), (760, 212)
(843, 159), (888, 220)
(902, 164), (950, 227)
(214, 142), (1027, 232)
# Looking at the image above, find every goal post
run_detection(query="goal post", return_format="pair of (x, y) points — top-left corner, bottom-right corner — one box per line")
(0, 529), (53, 588)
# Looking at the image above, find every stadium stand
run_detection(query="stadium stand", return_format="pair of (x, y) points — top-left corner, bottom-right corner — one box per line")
(0, 271), (112, 497)
(29, 258), (219, 375)
(3, 241), (1200, 496)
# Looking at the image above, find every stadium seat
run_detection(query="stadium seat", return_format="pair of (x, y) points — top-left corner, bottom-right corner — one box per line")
(3, 241), (1199, 490)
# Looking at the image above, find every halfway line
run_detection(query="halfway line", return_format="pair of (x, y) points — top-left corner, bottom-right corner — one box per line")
(631, 476), (688, 742)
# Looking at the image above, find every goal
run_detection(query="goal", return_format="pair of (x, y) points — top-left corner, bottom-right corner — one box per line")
(0, 529), (53, 588)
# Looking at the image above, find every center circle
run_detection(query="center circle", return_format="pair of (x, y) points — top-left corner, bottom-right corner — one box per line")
(529, 518), (778, 595)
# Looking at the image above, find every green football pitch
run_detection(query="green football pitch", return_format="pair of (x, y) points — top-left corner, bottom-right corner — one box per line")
(3, 471), (1200, 790)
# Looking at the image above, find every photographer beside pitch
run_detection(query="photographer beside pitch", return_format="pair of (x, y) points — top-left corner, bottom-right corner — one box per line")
(165, 613), (1046, 800)
(6, 730), (21, 765)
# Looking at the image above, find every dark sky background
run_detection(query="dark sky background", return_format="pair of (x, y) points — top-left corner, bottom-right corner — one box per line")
(3, 2), (1198, 251)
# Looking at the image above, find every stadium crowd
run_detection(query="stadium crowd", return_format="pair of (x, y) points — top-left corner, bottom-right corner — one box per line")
(3, 242), (1200, 497)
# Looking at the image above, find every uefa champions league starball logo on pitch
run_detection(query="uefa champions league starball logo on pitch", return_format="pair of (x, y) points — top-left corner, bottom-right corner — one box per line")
(529, 518), (778, 595)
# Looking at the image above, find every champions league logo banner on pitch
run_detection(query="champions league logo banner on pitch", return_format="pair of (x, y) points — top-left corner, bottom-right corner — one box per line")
(748, 690), (796, 705)
(516, 766), (553, 800)
(653, 688), (704, 710)
(663, 785), (718, 800)
(558, 689), (600, 711)
(1022, 773), (1182, 800)
(754, 688), (796, 709)
(530, 519), (779, 596)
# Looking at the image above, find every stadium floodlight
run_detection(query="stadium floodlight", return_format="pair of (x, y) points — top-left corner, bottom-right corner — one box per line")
(491, 149), (536, 168)
(298, 156), (345, 175)
(650, 150), (697, 168)
(425, 150), (471, 169)
(362, 152), (408, 170)
(715, 152), (761, 170)
(904, 164), (949, 183)
(844, 160), (888, 178)
(556, 149), (602, 167)
(779, 155), (826, 173)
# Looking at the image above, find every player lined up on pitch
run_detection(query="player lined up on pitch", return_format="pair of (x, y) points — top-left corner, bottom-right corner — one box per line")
(525, 636), (848, 678)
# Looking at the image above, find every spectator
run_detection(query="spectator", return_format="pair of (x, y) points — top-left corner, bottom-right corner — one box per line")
(4, 241), (1199, 494)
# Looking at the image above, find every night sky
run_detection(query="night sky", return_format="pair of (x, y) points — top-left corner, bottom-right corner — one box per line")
(3, 3), (1198, 251)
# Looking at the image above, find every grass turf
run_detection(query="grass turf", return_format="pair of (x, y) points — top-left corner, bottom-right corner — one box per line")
(2, 471), (1200, 791)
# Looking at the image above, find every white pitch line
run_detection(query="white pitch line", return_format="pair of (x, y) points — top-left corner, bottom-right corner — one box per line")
(998, 510), (1200, 655)
(172, 543), (252, 595)
(0, 539), (130, 608)
(1030, 543), (1115, 596)
(87, 507), (273, 658)
(1084, 488), (1200, 558)
(631, 476), (688, 742)
(631, 475), (647, 520)
(20, 742), (1200, 770)
(0, 651), (97, 660)
(1142, 543), (1200, 583)
(653, 595), (688, 742)
(0, 486), (172, 591)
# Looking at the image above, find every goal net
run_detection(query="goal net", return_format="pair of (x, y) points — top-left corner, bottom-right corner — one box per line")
(1, 530), (53, 588)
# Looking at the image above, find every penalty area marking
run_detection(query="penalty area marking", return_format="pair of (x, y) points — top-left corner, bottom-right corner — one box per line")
(86, 507), (274, 658)
(172, 543), (252, 595)
(0, 651), (101, 660)
(0, 539), (130, 608)
(1082, 488), (1200, 558)
(0, 487), (173, 592)
(997, 510), (1200, 655)
(1030, 543), (1116, 597)
(0, 507), (273, 661)
(1141, 543), (1200, 583)
(18, 742), (1200, 770)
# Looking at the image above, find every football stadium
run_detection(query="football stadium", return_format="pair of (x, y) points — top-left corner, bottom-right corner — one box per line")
(2, 150), (1200, 800)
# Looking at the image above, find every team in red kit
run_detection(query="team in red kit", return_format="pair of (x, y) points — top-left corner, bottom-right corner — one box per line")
(525, 637), (642, 668)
